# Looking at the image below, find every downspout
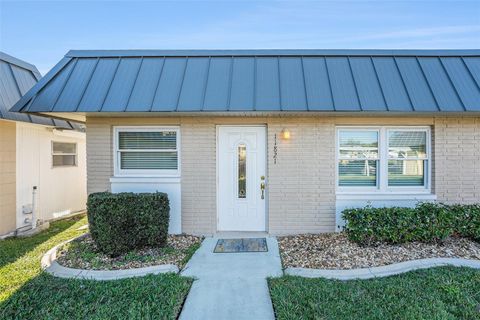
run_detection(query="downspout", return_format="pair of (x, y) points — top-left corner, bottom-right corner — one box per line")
(31, 186), (38, 229)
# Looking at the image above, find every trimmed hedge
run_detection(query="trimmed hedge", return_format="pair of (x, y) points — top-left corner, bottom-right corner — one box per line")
(87, 192), (169, 256)
(342, 202), (480, 246)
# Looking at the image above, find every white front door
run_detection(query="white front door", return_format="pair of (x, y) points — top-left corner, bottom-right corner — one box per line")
(218, 126), (267, 231)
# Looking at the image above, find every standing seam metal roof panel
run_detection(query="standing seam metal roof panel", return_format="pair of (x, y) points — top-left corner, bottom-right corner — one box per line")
(102, 58), (143, 111)
(440, 57), (480, 111)
(10, 49), (480, 115)
(418, 58), (464, 111)
(54, 58), (98, 112)
(151, 58), (187, 111)
(29, 60), (76, 112)
(126, 58), (165, 111)
(326, 57), (361, 111)
(372, 57), (413, 111)
(302, 57), (334, 111)
(278, 57), (308, 111)
(177, 57), (210, 111)
(78, 58), (120, 112)
(349, 57), (387, 111)
(229, 57), (255, 111)
(394, 57), (438, 112)
(203, 57), (231, 111)
(0, 51), (79, 129)
(255, 57), (281, 110)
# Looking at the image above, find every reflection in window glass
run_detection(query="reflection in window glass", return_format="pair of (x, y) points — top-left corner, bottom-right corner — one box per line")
(339, 131), (378, 159)
(238, 144), (246, 198)
(388, 131), (427, 186)
(388, 160), (425, 186)
(388, 131), (426, 159)
(338, 131), (379, 187)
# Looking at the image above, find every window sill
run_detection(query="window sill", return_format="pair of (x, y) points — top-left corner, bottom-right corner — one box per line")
(336, 193), (437, 201)
(110, 176), (181, 184)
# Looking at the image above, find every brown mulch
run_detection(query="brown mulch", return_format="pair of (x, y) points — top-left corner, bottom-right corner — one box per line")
(278, 233), (480, 270)
(57, 234), (203, 270)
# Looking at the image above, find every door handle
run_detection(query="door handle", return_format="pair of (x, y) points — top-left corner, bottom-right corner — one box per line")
(260, 176), (266, 200)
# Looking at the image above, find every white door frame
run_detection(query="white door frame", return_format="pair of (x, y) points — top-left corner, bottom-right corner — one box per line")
(216, 125), (268, 232)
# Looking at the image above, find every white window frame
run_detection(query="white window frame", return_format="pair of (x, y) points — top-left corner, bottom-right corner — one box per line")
(51, 141), (78, 168)
(336, 126), (431, 194)
(113, 126), (181, 177)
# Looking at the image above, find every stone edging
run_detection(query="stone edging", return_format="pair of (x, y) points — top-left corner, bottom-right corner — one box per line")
(284, 258), (480, 280)
(41, 235), (179, 280)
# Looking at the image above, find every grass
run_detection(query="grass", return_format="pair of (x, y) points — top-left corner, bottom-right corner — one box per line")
(268, 267), (480, 320)
(0, 215), (193, 319)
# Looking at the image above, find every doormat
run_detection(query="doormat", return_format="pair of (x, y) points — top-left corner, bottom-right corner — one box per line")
(214, 238), (268, 253)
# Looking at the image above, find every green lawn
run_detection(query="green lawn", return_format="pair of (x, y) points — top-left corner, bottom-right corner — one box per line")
(269, 267), (480, 320)
(0, 215), (192, 320)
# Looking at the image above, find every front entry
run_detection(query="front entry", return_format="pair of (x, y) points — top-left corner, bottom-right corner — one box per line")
(217, 126), (267, 231)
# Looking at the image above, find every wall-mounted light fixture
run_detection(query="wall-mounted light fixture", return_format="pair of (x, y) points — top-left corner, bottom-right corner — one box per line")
(281, 128), (291, 140)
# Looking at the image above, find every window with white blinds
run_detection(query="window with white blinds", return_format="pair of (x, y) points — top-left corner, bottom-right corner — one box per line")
(115, 127), (180, 175)
(337, 127), (430, 192)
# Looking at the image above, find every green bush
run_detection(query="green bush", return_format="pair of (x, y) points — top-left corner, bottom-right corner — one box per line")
(87, 192), (169, 256)
(449, 204), (480, 241)
(342, 202), (480, 246)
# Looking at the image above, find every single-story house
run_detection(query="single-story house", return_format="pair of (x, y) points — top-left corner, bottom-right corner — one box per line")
(0, 52), (87, 238)
(11, 49), (480, 235)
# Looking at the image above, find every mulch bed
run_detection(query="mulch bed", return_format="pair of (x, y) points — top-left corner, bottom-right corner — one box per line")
(57, 234), (203, 270)
(278, 233), (480, 270)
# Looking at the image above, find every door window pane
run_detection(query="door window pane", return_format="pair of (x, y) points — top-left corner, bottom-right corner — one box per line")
(339, 160), (377, 186)
(238, 144), (246, 198)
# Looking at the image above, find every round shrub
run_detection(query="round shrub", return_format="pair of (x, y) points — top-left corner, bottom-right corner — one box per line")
(87, 192), (169, 257)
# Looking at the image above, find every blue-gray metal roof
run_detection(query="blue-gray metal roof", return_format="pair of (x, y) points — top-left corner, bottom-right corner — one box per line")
(11, 49), (480, 114)
(0, 51), (82, 129)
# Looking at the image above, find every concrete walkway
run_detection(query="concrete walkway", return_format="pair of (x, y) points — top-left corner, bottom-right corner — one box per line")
(179, 236), (283, 320)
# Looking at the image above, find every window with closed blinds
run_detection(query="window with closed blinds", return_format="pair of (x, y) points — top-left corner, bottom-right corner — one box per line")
(116, 128), (179, 174)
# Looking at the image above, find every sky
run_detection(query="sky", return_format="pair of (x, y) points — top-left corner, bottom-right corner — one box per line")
(0, 0), (479, 75)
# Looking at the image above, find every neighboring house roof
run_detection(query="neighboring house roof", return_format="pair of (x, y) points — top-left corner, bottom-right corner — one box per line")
(11, 49), (480, 117)
(0, 51), (83, 129)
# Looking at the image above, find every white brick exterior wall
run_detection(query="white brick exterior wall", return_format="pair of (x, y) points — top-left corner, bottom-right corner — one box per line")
(86, 116), (480, 235)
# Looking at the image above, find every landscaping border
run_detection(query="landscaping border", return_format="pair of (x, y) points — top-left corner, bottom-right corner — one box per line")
(284, 258), (480, 280)
(41, 234), (179, 280)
